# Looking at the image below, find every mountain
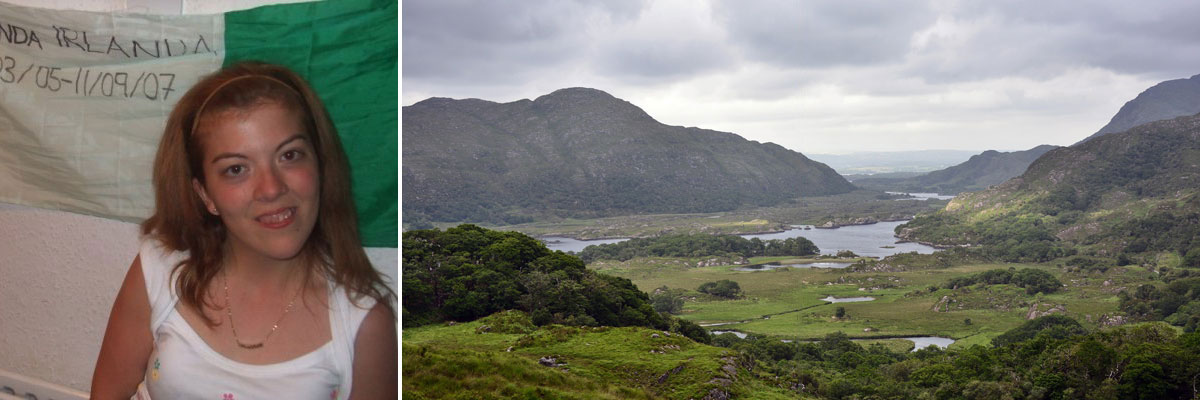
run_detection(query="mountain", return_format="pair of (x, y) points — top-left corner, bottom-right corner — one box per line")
(1076, 74), (1200, 144)
(808, 150), (980, 174)
(851, 145), (1060, 195)
(402, 88), (854, 224)
(898, 113), (1200, 262)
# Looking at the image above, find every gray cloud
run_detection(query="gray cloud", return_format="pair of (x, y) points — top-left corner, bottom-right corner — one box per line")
(403, 0), (1197, 153)
(903, 1), (1200, 83)
(712, 0), (935, 68)
(590, 2), (735, 82)
(402, 0), (643, 84)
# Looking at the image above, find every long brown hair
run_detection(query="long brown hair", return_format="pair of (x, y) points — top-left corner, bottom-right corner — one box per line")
(142, 61), (393, 323)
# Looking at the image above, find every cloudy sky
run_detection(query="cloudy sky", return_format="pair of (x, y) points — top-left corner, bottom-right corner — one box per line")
(402, 0), (1200, 154)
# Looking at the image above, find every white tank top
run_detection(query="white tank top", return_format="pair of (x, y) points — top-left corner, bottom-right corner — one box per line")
(134, 239), (374, 400)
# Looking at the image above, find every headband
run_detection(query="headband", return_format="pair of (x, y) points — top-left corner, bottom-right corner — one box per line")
(190, 74), (303, 135)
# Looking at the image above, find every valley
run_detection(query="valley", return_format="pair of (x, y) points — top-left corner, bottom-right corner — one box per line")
(402, 220), (1193, 399)
(584, 222), (1159, 351)
(402, 75), (1200, 398)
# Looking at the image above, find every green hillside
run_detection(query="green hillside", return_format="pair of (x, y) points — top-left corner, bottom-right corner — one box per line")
(897, 113), (1200, 263)
(402, 314), (796, 400)
(402, 88), (854, 225)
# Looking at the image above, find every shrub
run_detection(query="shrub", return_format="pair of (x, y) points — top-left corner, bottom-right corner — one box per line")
(698, 280), (742, 299)
(650, 287), (685, 314)
(992, 315), (1086, 347)
(475, 310), (536, 334)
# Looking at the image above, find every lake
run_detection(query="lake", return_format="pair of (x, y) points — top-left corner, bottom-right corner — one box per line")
(710, 330), (748, 339)
(886, 191), (956, 201)
(542, 220), (938, 257)
(821, 296), (875, 303)
(730, 261), (853, 271)
(739, 220), (938, 258)
(907, 336), (956, 351)
(710, 331), (956, 351)
(538, 237), (629, 253)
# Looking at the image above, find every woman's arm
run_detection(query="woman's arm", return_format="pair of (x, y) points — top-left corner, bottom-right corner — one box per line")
(348, 302), (398, 399)
(90, 255), (154, 399)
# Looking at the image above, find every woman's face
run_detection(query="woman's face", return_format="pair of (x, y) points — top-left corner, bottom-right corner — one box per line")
(192, 101), (320, 262)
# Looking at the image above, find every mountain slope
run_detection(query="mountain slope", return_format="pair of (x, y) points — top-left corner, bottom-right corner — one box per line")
(402, 88), (854, 223)
(852, 145), (1060, 195)
(1076, 74), (1200, 144)
(898, 113), (1200, 261)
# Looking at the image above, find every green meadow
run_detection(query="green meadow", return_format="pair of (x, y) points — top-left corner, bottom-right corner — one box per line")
(590, 256), (1156, 349)
(403, 312), (799, 399)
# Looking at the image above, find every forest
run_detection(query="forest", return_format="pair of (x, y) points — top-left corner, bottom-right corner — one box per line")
(402, 224), (711, 343)
(577, 233), (819, 262)
(710, 316), (1200, 399)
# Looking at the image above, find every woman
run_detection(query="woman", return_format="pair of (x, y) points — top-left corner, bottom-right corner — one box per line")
(91, 62), (396, 399)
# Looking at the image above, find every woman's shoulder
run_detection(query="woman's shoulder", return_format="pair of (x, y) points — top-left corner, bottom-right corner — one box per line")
(138, 236), (188, 329)
(327, 279), (379, 314)
(137, 236), (189, 290)
(138, 236), (189, 269)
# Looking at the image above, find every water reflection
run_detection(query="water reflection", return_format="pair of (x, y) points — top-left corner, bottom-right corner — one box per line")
(541, 220), (940, 257)
(740, 220), (937, 258)
(699, 322), (742, 327)
(539, 236), (628, 253)
(731, 262), (853, 271)
(906, 337), (955, 351)
(710, 330), (747, 339)
(713, 333), (956, 351)
(886, 192), (957, 201)
(821, 296), (875, 303)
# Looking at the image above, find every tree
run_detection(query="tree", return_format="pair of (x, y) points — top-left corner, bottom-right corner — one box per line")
(1184, 247), (1200, 268)
(992, 315), (1085, 347)
(835, 307), (847, 319)
(1011, 268), (1062, 295)
(1118, 357), (1172, 399)
(673, 318), (712, 344)
(402, 224), (666, 330)
(650, 286), (685, 314)
(699, 280), (742, 299)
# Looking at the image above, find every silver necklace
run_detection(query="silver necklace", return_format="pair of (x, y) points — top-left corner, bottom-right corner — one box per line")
(222, 270), (302, 350)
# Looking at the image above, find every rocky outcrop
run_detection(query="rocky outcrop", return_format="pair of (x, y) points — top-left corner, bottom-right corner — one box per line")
(656, 364), (684, 384)
(538, 356), (567, 368)
(1026, 303), (1066, 320)
(1098, 314), (1128, 327)
(816, 217), (878, 229)
(931, 295), (955, 312)
(702, 388), (731, 400)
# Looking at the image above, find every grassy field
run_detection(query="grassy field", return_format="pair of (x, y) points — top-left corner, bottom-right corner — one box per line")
(591, 256), (1155, 349)
(403, 312), (802, 399)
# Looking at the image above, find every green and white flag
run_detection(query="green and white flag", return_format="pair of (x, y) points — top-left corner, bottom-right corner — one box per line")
(0, 0), (397, 247)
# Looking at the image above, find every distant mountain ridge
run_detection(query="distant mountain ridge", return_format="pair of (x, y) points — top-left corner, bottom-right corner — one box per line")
(852, 145), (1060, 195)
(809, 150), (980, 174)
(1076, 74), (1200, 144)
(402, 88), (854, 224)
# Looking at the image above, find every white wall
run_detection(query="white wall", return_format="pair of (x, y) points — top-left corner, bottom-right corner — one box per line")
(0, 0), (397, 393)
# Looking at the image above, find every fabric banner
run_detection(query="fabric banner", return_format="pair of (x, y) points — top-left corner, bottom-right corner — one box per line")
(0, 0), (397, 247)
